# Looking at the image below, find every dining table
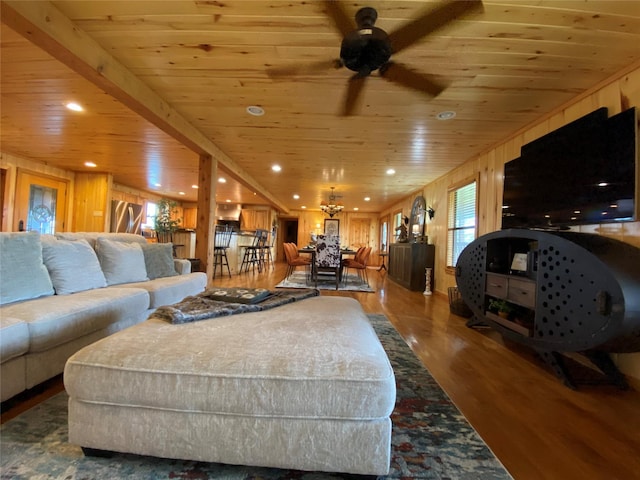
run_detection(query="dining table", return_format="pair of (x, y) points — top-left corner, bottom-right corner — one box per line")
(298, 247), (357, 283)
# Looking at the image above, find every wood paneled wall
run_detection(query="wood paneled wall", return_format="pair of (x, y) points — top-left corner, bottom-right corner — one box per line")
(73, 172), (111, 232)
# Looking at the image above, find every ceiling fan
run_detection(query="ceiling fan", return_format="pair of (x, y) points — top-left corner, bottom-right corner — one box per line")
(267, 0), (483, 116)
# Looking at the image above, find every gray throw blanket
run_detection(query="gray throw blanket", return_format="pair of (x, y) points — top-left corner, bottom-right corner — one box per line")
(154, 288), (320, 324)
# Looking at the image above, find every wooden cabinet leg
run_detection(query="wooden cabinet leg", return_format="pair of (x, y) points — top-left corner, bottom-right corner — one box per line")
(584, 350), (629, 390)
(536, 350), (577, 390)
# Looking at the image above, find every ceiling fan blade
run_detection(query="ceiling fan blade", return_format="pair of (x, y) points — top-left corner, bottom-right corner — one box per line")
(267, 59), (342, 78)
(379, 62), (446, 98)
(322, 0), (356, 37)
(342, 74), (367, 116)
(388, 0), (483, 54)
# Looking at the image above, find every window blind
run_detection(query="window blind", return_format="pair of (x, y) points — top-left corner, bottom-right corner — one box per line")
(447, 181), (477, 267)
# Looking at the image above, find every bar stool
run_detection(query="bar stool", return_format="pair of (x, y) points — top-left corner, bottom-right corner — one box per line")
(240, 229), (268, 273)
(213, 225), (233, 278)
(261, 228), (276, 270)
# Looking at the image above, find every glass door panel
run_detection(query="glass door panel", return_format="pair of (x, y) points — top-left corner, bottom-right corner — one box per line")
(15, 170), (68, 233)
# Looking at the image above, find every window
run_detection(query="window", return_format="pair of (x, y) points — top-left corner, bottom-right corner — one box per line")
(447, 180), (477, 268)
(144, 202), (157, 228)
(380, 218), (388, 251)
(392, 210), (402, 241)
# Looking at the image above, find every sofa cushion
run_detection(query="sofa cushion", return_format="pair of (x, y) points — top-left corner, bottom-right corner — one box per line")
(140, 243), (178, 280)
(96, 238), (149, 286)
(42, 238), (107, 295)
(0, 232), (54, 305)
(0, 287), (150, 353)
(120, 272), (207, 309)
(0, 317), (30, 363)
(56, 232), (146, 249)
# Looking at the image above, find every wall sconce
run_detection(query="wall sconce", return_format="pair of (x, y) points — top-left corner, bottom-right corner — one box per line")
(427, 206), (435, 220)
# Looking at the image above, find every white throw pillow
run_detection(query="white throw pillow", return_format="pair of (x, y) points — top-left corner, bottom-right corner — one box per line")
(0, 231), (54, 305)
(42, 238), (107, 295)
(96, 238), (149, 285)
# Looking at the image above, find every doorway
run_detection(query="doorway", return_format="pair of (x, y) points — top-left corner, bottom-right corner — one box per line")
(14, 170), (68, 233)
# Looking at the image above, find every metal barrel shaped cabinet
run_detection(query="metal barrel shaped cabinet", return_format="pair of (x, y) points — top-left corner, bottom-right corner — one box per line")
(455, 228), (640, 389)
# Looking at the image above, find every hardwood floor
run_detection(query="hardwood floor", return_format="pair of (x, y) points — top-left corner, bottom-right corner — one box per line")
(3, 261), (640, 480)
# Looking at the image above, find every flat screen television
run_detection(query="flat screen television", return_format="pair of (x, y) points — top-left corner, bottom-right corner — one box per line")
(502, 107), (638, 230)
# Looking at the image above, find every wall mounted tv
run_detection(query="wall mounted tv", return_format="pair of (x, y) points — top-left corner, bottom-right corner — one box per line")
(502, 106), (638, 230)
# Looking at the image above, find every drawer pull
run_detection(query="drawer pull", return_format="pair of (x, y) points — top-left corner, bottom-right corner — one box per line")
(596, 291), (611, 315)
(489, 283), (503, 288)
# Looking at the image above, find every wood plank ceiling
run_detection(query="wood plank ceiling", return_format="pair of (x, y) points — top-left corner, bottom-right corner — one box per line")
(1, 1), (639, 213)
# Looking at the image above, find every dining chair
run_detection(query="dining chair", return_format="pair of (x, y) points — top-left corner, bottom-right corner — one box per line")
(315, 234), (341, 290)
(343, 246), (372, 286)
(283, 242), (311, 280)
(213, 224), (233, 278)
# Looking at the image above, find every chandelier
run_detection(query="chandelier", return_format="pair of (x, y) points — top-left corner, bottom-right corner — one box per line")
(320, 187), (344, 218)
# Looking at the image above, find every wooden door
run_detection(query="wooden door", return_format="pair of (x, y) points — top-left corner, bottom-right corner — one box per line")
(349, 218), (371, 249)
(14, 170), (68, 233)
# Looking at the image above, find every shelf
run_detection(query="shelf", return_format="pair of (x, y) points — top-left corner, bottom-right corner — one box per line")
(486, 311), (532, 337)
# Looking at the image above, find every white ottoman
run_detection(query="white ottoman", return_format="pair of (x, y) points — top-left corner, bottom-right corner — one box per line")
(64, 296), (396, 475)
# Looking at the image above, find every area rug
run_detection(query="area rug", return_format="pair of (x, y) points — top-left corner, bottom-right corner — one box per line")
(0, 315), (511, 480)
(276, 271), (375, 292)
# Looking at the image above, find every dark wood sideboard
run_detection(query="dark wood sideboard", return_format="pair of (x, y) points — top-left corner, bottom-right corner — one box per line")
(388, 243), (435, 291)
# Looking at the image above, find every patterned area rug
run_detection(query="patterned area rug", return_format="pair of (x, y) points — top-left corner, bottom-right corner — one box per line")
(0, 315), (511, 480)
(276, 271), (375, 292)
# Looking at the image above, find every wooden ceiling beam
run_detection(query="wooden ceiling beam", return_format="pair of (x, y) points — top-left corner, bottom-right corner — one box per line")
(0, 0), (289, 213)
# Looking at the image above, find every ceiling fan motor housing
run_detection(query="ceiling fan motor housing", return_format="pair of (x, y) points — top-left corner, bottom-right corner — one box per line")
(340, 27), (392, 74)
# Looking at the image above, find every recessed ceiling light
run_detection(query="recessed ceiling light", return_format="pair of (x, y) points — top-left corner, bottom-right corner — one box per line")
(364, 197), (371, 202)
(226, 199), (232, 202)
(436, 110), (456, 120)
(293, 194), (300, 200)
(301, 206), (307, 209)
(354, 207), (359, 211)
(191, 185), (199, 189)
(218, 177), (226, 183)
(271, 164), (282, 172)
(66, 102), (83, 112)
(84, 161), (96, 168)
(154, 183), (162, 187)
(246, 105), (265, 116)
(386, 168), (396, 175)
(178, 191), (185, 196)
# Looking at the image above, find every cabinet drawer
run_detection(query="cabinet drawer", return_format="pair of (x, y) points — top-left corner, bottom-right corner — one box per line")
(507, 278), (536, 308)
(486, 274), (508, 297)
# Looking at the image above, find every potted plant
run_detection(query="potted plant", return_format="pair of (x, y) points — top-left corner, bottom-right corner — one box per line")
(154, 198), (181, 243)
(488, 298), (514, 319)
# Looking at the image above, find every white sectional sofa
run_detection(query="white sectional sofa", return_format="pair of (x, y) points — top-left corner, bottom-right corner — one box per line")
(0, 231), (207, 402)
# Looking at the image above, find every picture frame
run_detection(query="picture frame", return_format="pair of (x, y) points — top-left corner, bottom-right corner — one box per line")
(324, 218), (340, 237)
(510, 253), (528, 273)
